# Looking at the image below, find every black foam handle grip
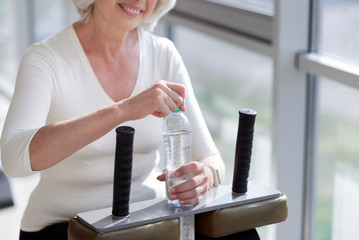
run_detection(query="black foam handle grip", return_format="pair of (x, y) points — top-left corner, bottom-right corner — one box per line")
(112, 126), (135, 217)
(232, 109), (257, 194)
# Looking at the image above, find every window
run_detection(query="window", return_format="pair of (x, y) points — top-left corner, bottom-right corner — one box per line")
(315, 78), (359, 240)
(0, 0), (78, 93)
(171, 25), (273, 185)
(308, 1), (359, 240)
(0, 0), (17, 98)
(172, 0), (274, 44)
(0, 0), (78, 130)
(33, 0), (78, 42)
(169, 1), (359, 240)
(163, 23), (273, 239)
(317, 0), (359, 64)
(207, 0), (275, 12)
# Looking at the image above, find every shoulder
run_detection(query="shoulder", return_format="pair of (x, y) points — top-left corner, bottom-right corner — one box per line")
(139, 28), (178, 55)
(138, 28), (190, 85)
(18, 25), (78, 90)
(139, 28), (184, 70)
(24, 25), (77, 64)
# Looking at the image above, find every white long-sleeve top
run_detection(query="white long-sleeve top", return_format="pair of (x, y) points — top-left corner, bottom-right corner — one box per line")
(0, 25), (224, 232)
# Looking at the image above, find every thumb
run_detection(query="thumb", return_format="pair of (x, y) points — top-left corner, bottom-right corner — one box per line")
(157, 171), (166, 182)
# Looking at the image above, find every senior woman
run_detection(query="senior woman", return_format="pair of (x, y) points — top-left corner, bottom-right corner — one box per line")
(1, 0), (259, 239)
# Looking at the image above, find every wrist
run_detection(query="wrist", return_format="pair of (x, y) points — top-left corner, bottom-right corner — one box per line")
(113, 100), (131, 123)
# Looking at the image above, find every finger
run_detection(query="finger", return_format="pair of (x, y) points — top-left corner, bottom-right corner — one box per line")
(150, 81), (181, 117)
(166, 81), (186, 103)
(169, 184), (207, 205)
(178, 99), (186, 112)
(168, 174), (204, 196)
(157, 172), (166, 181)
(173, 162), (201, 178)
(169, 182), (206, 200)
(163, 92), (180, 113)
(178, 195), (204, 205)
(151, 103), (172, 118)
(150, 95), (173, 118)
(158, 81), (185, 110)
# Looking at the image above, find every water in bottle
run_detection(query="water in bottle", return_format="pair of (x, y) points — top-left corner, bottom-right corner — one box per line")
(163, 109), (193, 206)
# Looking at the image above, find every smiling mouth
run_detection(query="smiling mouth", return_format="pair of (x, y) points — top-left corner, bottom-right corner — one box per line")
(119, 3), (143, 15)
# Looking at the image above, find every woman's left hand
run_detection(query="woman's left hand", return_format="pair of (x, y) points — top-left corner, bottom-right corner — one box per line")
(157, 162), (214, 205)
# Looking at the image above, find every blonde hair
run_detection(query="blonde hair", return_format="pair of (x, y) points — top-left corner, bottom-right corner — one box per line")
(72, 0), (176, 31)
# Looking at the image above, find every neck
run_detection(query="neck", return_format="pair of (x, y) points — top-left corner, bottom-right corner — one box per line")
(74, 18), (138, 60)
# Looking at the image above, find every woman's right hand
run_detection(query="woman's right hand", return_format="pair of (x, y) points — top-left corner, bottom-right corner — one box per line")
(119, 80), (186, 121)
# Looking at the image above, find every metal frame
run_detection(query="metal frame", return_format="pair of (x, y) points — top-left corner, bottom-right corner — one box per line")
(77, 183), (282, 235)
(303, 74), (318, 240)
(272, 1), (310, 240)
(206, 0), (274, 16)
(172, 0), (274, 45)
(163, 14), (273, 57)
(297, 52), (359, 89)
(302, 1), (319, 239)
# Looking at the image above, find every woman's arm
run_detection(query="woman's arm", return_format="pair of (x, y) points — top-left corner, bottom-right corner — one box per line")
(1, 79), (185, 175)
(29, 81), (186, 171)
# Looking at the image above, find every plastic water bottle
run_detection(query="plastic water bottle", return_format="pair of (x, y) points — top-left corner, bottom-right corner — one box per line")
(163, 109), (193, 206)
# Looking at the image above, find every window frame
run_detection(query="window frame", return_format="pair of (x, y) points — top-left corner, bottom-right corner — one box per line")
(297, 52), (359, 89)
(172, 0), (274, 46)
